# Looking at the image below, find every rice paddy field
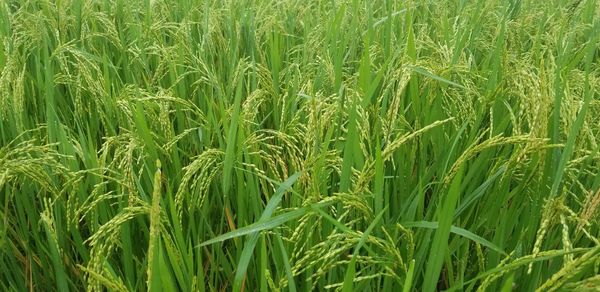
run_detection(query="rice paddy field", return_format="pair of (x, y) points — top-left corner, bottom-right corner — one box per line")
(1, 0), (600, 291)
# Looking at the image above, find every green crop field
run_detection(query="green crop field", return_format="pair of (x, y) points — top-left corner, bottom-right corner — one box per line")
(1, 0), (599, 291)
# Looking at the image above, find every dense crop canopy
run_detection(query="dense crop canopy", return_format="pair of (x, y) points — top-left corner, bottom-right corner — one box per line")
(1, 0), (600, 291)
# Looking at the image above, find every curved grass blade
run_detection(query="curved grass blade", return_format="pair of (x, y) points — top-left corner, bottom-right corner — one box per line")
(342, 207), (387, 292)
(402, 260), (416, 292)
(423, 168), (464, 292)
(275, 233), (297, 292)
(410, 66), (466, 89)
(231, 172), (301, 292)
(402, 221), (506, 255)
(198, 174), (305, 249)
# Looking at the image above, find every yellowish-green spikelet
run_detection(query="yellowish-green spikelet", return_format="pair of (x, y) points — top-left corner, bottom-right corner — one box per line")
(146, 159), (162, 291)
(85, 205), (149, 291)
(175, 149), (224, 215)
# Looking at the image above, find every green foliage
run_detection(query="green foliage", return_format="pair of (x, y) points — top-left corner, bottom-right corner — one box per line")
(1, 0), (600, 291)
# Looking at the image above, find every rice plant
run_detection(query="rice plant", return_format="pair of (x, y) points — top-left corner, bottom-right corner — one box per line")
(1, 0), (599, 291)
